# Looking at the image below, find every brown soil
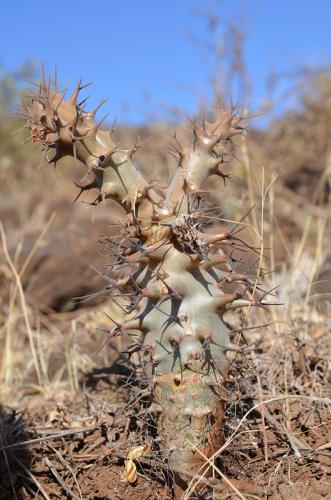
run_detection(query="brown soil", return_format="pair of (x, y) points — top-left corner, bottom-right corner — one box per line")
(1, 350), (330, 500)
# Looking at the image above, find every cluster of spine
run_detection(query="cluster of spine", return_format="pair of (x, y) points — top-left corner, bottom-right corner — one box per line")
(22, 73), (267, 478)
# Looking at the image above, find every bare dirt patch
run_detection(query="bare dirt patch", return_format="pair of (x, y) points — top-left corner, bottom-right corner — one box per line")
(1, 322), (330, 500)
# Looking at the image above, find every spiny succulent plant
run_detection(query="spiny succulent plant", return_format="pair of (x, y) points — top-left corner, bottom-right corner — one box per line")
(22, 71), (268, 488)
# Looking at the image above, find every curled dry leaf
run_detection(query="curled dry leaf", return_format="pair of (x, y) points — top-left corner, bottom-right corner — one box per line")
(121, 444), (149, 484)
(127, 444), (149, 460)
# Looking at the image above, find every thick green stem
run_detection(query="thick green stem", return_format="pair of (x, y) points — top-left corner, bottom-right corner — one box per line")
(22, 75), (262, 495)
(156, 371), (224, 473)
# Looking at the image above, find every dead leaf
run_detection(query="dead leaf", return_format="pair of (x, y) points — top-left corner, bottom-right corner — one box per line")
(121, 444), (149, 484)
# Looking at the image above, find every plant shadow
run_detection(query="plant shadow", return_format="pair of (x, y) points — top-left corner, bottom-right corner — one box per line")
(0, 405), (31, 499)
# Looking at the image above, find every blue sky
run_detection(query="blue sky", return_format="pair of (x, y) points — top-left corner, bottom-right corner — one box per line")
(1, 0), (331, 124)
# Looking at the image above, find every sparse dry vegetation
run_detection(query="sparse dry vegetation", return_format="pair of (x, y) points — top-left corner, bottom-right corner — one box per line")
(0, 44), (331, 500)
